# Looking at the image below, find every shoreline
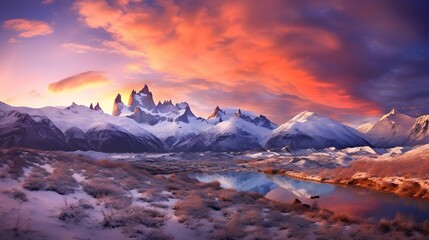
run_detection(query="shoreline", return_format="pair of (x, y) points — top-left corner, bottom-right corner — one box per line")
(283, 171), (429, 200)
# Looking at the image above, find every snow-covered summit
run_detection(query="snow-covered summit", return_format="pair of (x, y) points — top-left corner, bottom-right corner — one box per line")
(207, 106), (277, 129)
(111, 85), (201, 126)
(289, 110), (318, 122)
(356, 122), (374, 133)
(128, 84), (156, 111)
(266, 111), (370, 150)
(176, 117), (271, 152)
(364, 109), (415, 148)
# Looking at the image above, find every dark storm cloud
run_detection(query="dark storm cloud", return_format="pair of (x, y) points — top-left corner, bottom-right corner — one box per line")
(73, 0), (429, 121)
(257, 0), (429, 116)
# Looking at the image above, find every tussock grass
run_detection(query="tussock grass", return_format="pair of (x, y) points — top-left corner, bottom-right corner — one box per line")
(2, 188), (28, 202)
(173, 191), (211, 223)
(22, 167), (49, 191)
(144, 229), (174, 240)
(102, 206), (166, 228)
(46, 162), (78, 195)
(7, 156), (26, 180)
(332, 155), (429, 180)
(211, 212), (247, 239)
(139, 188), (170, 203)
(82, 178), (131, 209)
(59, 199), (93, 224)
(331, 213), (362, 224)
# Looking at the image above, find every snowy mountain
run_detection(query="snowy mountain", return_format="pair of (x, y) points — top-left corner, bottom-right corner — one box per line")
(85, 123), (164, 153)
(0, 108), (69, 150)
(363, 109), (416, 148)
(109, 86), (278, 150)
(0, 102), (164, 152)
(356, 122), (374, 133)
(175, 115), (271, 152)
(112, 85), (204, 126)
(266, 111), (370, 150)
(207, 106), (277, 129)
(8, 83), (429, 153)
(408, 115), (429, 145)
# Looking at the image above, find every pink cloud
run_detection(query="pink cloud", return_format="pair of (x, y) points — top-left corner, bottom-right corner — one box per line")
(2, 19), (53, 38)
(48, 71), (110, 92)
(61, 43), (108, 54)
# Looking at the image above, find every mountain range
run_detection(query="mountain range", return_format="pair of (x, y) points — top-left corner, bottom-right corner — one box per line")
(0, 84), (428, 152)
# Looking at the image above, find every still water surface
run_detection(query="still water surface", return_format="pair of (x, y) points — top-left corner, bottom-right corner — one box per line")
(192, 172), (429, 221)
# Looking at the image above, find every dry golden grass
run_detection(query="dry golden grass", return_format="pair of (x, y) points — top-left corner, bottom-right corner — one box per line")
(22, 167), (49, 191)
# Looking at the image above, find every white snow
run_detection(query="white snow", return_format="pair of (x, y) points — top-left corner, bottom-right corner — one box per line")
(268, 111), (368, 149)
(364, 109), (416, 148)
(356, 122), (374, 133)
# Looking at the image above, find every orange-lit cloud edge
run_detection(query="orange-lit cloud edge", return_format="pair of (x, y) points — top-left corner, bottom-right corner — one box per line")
(5, 0), (429, 126)
(69, 0), (381, 123)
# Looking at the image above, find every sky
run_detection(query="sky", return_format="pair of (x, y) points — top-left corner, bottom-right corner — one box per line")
(1, 0), (429, 126)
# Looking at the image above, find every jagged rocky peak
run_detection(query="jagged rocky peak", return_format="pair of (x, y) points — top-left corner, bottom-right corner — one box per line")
(176, 102), (190, 110)
(157, 100), (177, 113)
(233, 109), (242, 118)
(66, 102), (80, 111)
(254, 114), (278, 130)
(141, 84), (150, 94)
(128, 85), (156, 111)
(175, 102), (198, 123)
(89, 102), (103, 112)
(114, 94), (122, 103)
(112, 93), (127, 116)
(208, 106), (223, 119)
(94, 102), (103, 112)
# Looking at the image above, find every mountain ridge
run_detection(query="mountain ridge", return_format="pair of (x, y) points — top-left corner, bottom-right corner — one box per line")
(1, 85), (428, 152)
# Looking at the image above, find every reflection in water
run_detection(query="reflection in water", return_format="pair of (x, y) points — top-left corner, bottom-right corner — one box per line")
(192, 172), (429, 221)
(192, 172), (276, 195)
(270, 175), (334, 199)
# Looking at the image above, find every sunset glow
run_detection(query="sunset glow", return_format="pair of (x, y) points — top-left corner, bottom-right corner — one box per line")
(1, 0), (428, 125)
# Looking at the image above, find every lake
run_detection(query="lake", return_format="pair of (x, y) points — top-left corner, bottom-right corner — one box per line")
(192, 172), (429, 221)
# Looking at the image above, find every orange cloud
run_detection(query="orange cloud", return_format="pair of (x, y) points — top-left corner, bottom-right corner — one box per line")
(73, 0), (377, 116)
(48, 71), (109, 92)
(2, 19), (53, 38)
